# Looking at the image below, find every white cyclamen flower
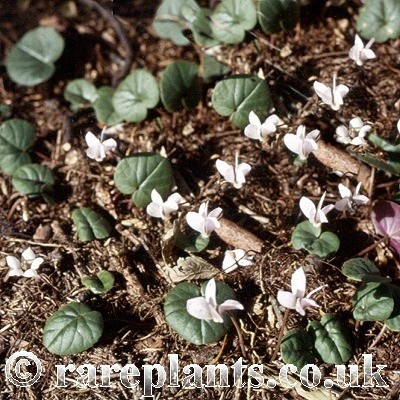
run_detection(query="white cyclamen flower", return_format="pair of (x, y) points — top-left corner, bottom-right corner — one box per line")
(277, 267), (324, 316)
(186, 201), (222, 238)
(222, 249), (254, 273)
(85, 131), (117, 162)
(397, 119), (400, 133)
(244, 111), (280, 141)
(146, 189), (183, 219)
(348, 34), (376, 66)
(216, 153), (251, 189)
(336, 117), (370, 146)
(6, 247), (44, 278)
(300, 191), (335, 227)
(283, 125), (319, 160)
(334, 182), (369, 211)
(313, 74), (349, 111)
(186, 278), (244, 323)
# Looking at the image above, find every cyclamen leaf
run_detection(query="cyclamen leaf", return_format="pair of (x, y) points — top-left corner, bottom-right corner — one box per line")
(371, 200), (400, 257)
(280, 329), (315, 371)
(385, 284), (400, 332)
(81, 270), (115, 294)
(71, 207), (112, 241)
(342, 258), (390, 283)
(164, 281), (235, 345)
(307, 314), (353, 364)
(6, 27), (65, 86)
(114, 153), (174, 208)
(64, 79), (98, 110)
(212, 75), (272, 129)
(353, 282), (394, 321)
(43, 302), (103, 355)
(12, 164), (54, 198)
(203, 55), (230, 79)
(0, 119), (35, 175)
(93, 86), (124, 126)
(258, 0), (300, 34)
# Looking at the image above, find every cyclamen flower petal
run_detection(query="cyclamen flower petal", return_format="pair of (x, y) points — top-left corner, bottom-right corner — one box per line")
(283, 125), (319, 160)
(85, 131), (117, 162)
(334, 182), (369, 211)
(313, 75), (349, 111)
(336, 117), (370, 146)
(244, 111), (280, 141)
(348, 34), (376, 66)
(277, 267), (324, 316)
(186, 202), (222, 237)
(300, 191), (334, 227)
(6, 247), (43, 278)
(216, 153), (251, 189)
(146, 189), (183, 219)
(222, 249), (253, 273)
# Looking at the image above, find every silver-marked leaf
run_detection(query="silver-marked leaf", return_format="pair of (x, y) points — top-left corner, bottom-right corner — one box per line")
(71, 207), (112, 241)
(342, 258), (390, 283)
(64, 79), (98, 111)
(164, 281), (236, 344)
(114, 153), (174, 207)
(43, 302), (103, 355)
(12, 164), (54, 198)
(153, 0), (200, 46)
(353, 282), (394, 321)
(258, 0), (299, 34)
(160, 60), (201, 112)
(357, 0), (400, 43)
(211, 0), (257, 44)
(212, 75), (272, 128)
(280, 329), (315, 371)
(112, 70), (159, 122)
(6, 27), (65, 86)
(385, 284), (400, 331)
(81, 270), (115, 294)
(307, 314), (353, 364)
(0, 119), (35, 175)
(93, 86), (124, 125)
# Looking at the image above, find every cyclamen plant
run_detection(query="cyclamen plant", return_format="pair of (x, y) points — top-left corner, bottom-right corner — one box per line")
(215, 152), (251, 189)
(313, 74), (349, 111)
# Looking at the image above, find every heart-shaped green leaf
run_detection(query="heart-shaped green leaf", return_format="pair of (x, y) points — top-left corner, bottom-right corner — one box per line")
(0, 119), (35, 175)
(203, 55), (230, 79)
(93, 86), (124, 126)
(385, 284), (400, 331)
(164, 281), (236, 344)
(212, 75), (272, 128)
(0, 104), (11, 118)
(12, 163), (54, 198)
(153, 0), (200, 46)
(71, 207), (112, 241)
(114, 153), (175, 207)
(112, 70), (159, 122)
(353, 282), (394, 321)
(64, 79), (98, 111)
(6, 27), (65, 86)
(160, 61), (201, 112)
(43, 302), (103, 355)
(210, 0), (257, 44)
(291, 221), (340, 259)
(258, 0), (300, 34)
(357, 0), (400, 43)
(81, 270), (115, 294)
(175, 229), (210, 253)
(342, 258), (390, 283)
(307, 314), (353, 364)
(280, 329), (315, 371)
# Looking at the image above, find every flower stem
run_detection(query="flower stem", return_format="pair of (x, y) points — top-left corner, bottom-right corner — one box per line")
(270, 308), (290, 363)
(355, 235), (389, 257)
(230, 314), (247, 359)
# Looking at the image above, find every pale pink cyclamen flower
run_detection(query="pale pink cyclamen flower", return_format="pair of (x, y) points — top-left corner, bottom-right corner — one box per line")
(313, 74), (349, 111)
(349, 34), (376, 66)
(146, 189), (184, 219)
(186, 278), (243, 323)
(186, 202), (223, 237)
(334, 183), (369, 212)
(6, 247), (44, 278)
(283, 125), (319, 160)
(277, 267), (325, 316)
(336, 117), (371, 146)
(300, 191), (335, 227)
(216, 153), (251, 189)
(222, 249), (254, 273)
(85, 131), (117, 162)
(244, 111), (280, 141)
